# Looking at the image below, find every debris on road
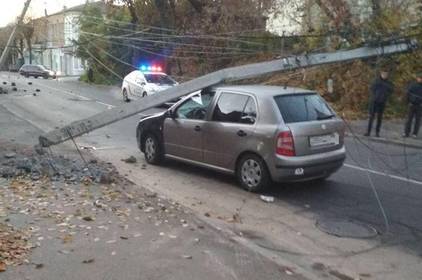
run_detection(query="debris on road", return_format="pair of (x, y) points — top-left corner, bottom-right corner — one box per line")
(122, 156), (137, 164)
(34, 263), (44, 269)
(4, 152), (16, 159)
(0, 142), (119, 184)
(260, 195), (275, 203)
(82, 258), (95, 264)
(182, 255), (193, 259)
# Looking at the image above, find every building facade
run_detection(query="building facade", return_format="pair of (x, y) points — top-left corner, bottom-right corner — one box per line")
(24, 3), (104, 76)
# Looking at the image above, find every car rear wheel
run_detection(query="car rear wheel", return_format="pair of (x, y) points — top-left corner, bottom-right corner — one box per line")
(237, 154), (270, 192)
(144, 134), (163, 165)
(142, 92), (148, 97)
(122, 89), (130, 102)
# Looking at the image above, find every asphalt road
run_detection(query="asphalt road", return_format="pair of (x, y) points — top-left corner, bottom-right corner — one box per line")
(1, 72), (422, 280)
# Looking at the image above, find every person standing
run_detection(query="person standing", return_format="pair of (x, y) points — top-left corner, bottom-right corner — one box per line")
(364, 70), (394, 137)
(403, 72), (422, 138)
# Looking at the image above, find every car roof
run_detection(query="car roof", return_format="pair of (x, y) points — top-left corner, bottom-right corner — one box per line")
(211, 85), (316, 98)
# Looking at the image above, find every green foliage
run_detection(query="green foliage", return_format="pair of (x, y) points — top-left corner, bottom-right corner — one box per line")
(76, 3), (134, 84)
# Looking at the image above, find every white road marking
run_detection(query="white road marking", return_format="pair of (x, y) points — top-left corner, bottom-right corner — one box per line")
(344, 163), (422, 186)
(95, 101), (115, 109)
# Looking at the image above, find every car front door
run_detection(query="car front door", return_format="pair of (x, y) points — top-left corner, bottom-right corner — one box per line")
(134, 73), (146, 96)
(163, 91), (215, 162)
(203, 92), (258, 170)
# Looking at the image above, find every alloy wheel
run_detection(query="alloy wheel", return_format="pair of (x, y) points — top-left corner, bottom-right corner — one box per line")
(241, 159), (262, 189)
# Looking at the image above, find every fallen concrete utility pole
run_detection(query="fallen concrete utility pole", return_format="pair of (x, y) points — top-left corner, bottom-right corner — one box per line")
(39, 39), (417, 147)
(0, 0), (32, 70)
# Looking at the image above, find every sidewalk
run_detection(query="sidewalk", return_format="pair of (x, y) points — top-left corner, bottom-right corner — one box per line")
(347, 119), (422, 149)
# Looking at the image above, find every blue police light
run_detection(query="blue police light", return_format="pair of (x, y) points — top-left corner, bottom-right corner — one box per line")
(140, 65), (147, 71)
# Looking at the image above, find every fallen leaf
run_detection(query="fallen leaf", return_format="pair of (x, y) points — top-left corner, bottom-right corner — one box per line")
(82, 258), (95, 264)
(62, 234), (73, 244)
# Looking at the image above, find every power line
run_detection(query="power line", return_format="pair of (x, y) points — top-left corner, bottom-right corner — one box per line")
(80, 31), (267, 53)
(81, 17), (269, 47)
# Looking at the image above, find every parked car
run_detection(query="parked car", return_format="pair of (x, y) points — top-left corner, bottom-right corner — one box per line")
(136, 85), (346, 192)
(19, 64), (56, 79)
(121, 67), (178, 102)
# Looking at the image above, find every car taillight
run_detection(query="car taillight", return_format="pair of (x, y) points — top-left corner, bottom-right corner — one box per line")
(276, 131), (295, 156)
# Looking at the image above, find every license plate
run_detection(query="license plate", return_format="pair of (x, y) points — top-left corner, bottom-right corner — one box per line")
(309, 133), (339, 147)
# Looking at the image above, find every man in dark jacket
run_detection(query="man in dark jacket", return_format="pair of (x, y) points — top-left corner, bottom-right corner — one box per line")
(403, 73), (422, 138)
(365, 70), (394, 137)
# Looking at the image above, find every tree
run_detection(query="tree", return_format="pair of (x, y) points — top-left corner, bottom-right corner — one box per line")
(20, 22), (34, 64)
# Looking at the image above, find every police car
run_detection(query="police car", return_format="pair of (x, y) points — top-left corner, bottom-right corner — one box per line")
(121, 65), (178, 102)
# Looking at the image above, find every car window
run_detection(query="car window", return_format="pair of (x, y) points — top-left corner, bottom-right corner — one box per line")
(212, 93), (250, 123)
(176, 92), (215, 120)
(241, 97), (257, 124)
(144, 74), (176, 86)
(274, 93), (334, 123)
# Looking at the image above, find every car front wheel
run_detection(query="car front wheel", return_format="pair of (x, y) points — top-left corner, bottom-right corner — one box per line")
(237, 154), (270, 192)
(122, 89), (130, 102)
(144, 134), (163, 164)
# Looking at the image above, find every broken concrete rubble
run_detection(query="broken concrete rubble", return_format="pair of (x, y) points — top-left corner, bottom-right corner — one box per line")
(0, 142), (119, 185)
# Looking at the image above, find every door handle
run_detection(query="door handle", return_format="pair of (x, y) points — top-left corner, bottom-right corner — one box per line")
(194, 125), (201, 132)
(237, 130), (247, 137)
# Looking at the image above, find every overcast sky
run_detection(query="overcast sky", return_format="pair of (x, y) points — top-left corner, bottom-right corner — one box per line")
(0, 0), (91, 27)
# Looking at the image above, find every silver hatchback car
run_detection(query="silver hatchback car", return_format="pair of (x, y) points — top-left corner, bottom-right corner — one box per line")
(136, 85), (346, 192)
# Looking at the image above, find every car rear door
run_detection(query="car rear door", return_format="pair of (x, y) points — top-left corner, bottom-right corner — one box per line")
(163, 91), (215, 162)
(274, 93), (344, 156)
(203, 92), (257, 170)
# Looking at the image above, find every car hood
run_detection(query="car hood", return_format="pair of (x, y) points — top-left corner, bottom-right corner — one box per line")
(154, 84), (174, 91)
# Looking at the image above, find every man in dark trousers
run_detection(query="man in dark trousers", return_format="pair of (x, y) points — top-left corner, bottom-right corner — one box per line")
(365, 70), (394, 137)
(403, 72), (422, 138)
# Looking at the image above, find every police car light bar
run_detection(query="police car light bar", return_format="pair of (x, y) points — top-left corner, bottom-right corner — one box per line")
(140, 65), (162, 72)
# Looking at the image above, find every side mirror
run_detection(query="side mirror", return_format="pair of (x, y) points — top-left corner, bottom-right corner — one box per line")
(165, 110), (175, 119)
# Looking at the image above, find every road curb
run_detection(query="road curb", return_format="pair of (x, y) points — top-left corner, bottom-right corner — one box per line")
(345, 133), (422, 150)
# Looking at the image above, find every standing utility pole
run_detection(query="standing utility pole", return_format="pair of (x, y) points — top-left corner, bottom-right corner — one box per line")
(0, 0), (32, 70)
